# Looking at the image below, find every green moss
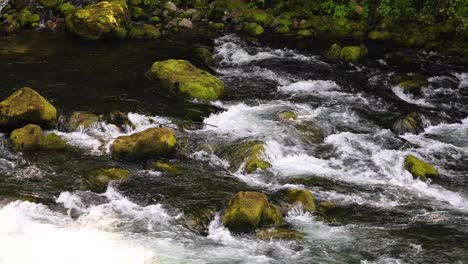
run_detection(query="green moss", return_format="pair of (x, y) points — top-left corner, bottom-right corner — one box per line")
(41, 133), (66, 150)
(111, 127), (176, 160)
(87, 168), (130, 192)
(148, 16), (161, 24)
(128, 24), (160, 39)
(326, 43), (342, 60)
(275, 25), (290, 34)
(223, 192), (283, 232)
(368, 30), (392, 41)
(195, 47), (214, 65)
(153, 160), (179, 173)
(38, 0), (59, 8)
(65, 1), (130, 40)
(283, 189), (316, 212)
(404, 155), (438, 179)
(391, 73), (428, 95)
(392, 112), (423, 135)
(59, 3), (76, 16)
(339, 45), (368, 63)
(0, 87), (57, 130)
(64, 112), (99, 131)
(244, 143), (270, 173)
(244, 22), (264, 36)
(178, 11), (192, 19)
(256, 228), (305, 241)
(245, 10), (271, 26)
(148, 59), (225, 101)
(10, 124), (44, 151)
(132, 6), (149, 20)
(209, 22), (224, 30)
(277, 110), (297, 122)
(317, 201), (337, 215)
(17, 9), (40, 27)
(129, 0), (142, 6)
(297, 29), (313, 37)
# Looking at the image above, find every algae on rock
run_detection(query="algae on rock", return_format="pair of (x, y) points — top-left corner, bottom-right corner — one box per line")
(404, 155), (438, 179)
(148, 59), (224, 101)
(223, 191), (284, 232)
(0, 87), (57, 131)
(111, 127), (176, 160)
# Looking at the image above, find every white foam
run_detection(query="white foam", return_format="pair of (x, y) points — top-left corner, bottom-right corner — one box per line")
(454, 72), (468, 88)
(391, 86), (432, 106)
(278, 80), (339, 94)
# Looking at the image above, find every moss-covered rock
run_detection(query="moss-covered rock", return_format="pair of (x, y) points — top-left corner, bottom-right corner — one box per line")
(195, 47), (214, 65)
(104, 111), (135, 131)
(244, 22), (264, 36)
(244, 143), (270, 174)
(111, 127), (176, 160)
(404, 155), (438, 179)
(294, 122), (324, 144)
(368, 30), (392, 41)
(0, 87), (57, 130)
(131, 6), (149, 20)
(42, 133), (66, 150)
(10, 124), (44, 151)
(65, 1), (130, 40)
(87, 168), (129, 192)
(256, 228), (305, 241)
(182, 208), (216, 236)
(63, 112), (99, 131)
(209, 22), (224, 30)
(277, 110), (297, 122)
(327, 43), (367, 63)
(0, 20), (20, 34)
(128, 24), (160, 39)
(10, 125), (66, 151)
(392, 112), (424, 135)
(222, 141), (271, 174)
(282, 189), (316, 212)
(152, 160), (179, 173)
(17, 9), (40, 27)
(391, 73), (429, 96)
(297, 29), (313, 37)
(148, 16), (161, 24)
(223, 191), (283, 232)
(148, 59), (224, 101)
(59, 3), (76, 16)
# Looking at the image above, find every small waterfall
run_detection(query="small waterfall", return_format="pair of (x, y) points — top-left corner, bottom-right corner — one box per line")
(0, 0), (9, 17)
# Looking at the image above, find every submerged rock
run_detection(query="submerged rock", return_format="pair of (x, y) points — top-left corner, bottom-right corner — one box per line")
(391, 73), (429, 96)
(152, 160), (179, 173)
(256, 227), (305, 241)
(280, 189), (316, 213)
(0, 87), (57, 131)
(63, 112), (99, 132)
(10, 124), (66, 151)
(182, 208), (216, 236)
(327, 43), (368, 63)
(65, 0), (130, 40)
(225, 141), (270, 174)
(148, 59), (224, 101)
(111, 127), (176, 160)
(223, 191), (283, 232)
(404, 155), (438, 179)
(87, 168), (129, 192)
(392, 112), (424, 135)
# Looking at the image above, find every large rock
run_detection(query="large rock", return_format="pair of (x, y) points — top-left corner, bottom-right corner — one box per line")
(65, 0), (130, 40)
(256, 228), (305, 241)
(0, 87), (57, 131)
(224, 141), (270, 174)
(223, 191), (283, 232)
(63, 112), (99, 132)
(148, 59), (225, 101)
(10, 124), (66, 151)
(111, 127), (176, 160)
(281, 189), (316, 213)
(404, 155), (438, 179)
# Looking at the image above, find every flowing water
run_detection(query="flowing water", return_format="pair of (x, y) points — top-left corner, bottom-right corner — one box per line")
(0, 30), (467, 263)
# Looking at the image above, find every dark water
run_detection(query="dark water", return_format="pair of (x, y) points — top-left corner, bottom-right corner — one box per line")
(0, 30), (467, 264)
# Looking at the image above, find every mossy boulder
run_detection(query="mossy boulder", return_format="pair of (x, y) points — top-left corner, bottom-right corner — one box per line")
(148, 59), (225, 101)
(223, 191), (284, 232)
(0, 87), (57, 131)
(87, 168), (129, 192)
(209, 22), (224, 30)
(297, 29), (313, 37)
(9, 124), (66, 151)
(277, 110), (297, 122)
(224, 141), (270, 174)
(17, 9), (41, 27)
(392, 112), (424, 135)
(391, 74), (429, 96)
(244, 22), (264, 36)
(256, 228), (305, 241)
(368, 30), (392, 41)
(327, 44), (368, 63)
(244, 143), (270, 173)
(10, 124), (44, 151)
(281, 189), (316, 213)
(404, 155), (438, 179)
(65, 1), (130, 40)
(111, 127), (176, 160)
(63, 112), (99, 131)
(59, 3), (76, 16)
(317, 201), (337, 215)
(131, 6), (149, 20)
